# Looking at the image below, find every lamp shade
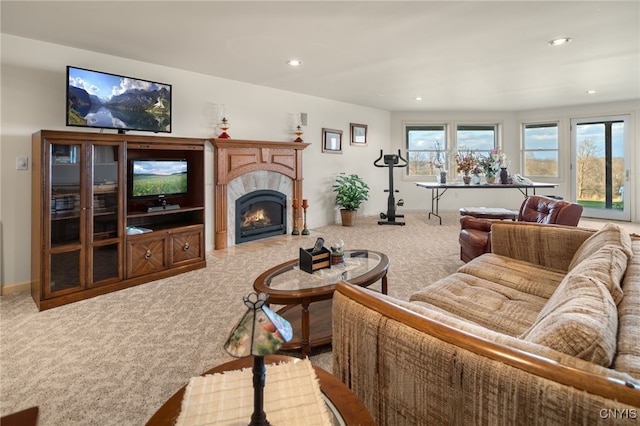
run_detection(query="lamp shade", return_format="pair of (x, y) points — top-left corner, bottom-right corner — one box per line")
(224, 292), (293, 358)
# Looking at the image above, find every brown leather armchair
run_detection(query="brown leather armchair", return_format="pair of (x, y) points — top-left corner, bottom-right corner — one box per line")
(459, 195), (584, 262)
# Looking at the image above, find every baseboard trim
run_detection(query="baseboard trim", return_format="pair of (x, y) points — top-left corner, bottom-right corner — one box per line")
(1, 282), (30, 296)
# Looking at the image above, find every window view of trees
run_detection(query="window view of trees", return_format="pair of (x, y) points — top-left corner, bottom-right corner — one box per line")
(575, 122), (625, 210)
(406, 124), (498, 177)
(523, 122), (558, 177)
(525, 153), (557, 175)
(406, 119), (627, 216)
(406, 125), (447, 176)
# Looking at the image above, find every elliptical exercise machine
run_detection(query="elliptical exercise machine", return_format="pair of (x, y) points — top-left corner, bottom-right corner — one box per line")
(374, 149), (407, 225)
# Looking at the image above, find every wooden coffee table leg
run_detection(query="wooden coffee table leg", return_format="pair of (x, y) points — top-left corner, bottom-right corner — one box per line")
(301, 301), (311, 356)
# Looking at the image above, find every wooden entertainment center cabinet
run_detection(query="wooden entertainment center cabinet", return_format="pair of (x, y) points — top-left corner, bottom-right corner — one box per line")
(31, 130), (206, 310)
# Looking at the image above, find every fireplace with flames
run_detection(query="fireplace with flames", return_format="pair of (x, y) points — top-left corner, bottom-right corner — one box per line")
(235, 189), (287, 244)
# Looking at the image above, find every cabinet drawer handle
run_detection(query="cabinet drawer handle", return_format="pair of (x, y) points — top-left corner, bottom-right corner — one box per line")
(183, 242), (190, 251)
(144, 249), (152, 259)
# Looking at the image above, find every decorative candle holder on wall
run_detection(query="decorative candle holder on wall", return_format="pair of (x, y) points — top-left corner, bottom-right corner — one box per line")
(218, 117), (231, 139)
(294, 125), (304, 143)
(217, 104), (231, 139)
(292, 199), (300, 235)
(301, 199), (309, 235)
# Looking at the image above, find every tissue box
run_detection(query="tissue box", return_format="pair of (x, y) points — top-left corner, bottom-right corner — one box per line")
(299, 247), (330, 273)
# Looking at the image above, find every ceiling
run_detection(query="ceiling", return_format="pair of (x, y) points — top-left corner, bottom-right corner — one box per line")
(2, 1), (639, 112)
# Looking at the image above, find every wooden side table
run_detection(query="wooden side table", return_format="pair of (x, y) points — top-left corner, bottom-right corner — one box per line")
(145, 355), (374, 426)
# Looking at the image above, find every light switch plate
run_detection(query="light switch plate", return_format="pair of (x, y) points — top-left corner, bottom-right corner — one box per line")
(16, 157), (28, 170)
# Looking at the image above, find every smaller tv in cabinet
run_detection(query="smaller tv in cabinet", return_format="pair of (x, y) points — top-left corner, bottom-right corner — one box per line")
(129, 159), (188, 203)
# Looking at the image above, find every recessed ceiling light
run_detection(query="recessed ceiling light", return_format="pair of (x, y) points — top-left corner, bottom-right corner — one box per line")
(415, 97), (423, 101)
(287, 59), (302, 66)
(586, 90), (597, 94)
(548, 37), (572, 46)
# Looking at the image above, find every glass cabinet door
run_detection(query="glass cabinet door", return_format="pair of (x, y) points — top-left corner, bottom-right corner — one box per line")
(89, 143), (122, 285)
(48, 142), (84, 296)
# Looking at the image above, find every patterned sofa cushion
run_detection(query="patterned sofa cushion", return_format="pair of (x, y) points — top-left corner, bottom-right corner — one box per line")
(410, 273), (546, 337)
(613, 238), (640, 379)
(569, 223), (633, 270)
(569, 245), (628, 305)
(520, 273), (618, 367)
(457, 253), (565, 299)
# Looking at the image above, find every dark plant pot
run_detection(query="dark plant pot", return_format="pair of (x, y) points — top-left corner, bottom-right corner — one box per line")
(340, 209), (357, 226)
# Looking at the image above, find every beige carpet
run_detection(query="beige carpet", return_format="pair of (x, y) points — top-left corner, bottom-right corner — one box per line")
(2, 210), (636, 425)
(0, 211), (464, 425)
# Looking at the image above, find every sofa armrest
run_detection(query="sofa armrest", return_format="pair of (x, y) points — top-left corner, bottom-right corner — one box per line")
(333, 282), (640, 425)
(460, 215), (494, 232)
(490, 222), (595, 271)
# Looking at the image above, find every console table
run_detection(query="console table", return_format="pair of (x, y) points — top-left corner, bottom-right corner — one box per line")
(415, 181), (558, 224)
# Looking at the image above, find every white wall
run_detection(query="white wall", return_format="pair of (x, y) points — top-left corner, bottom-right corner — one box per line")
(0, 35), (391, 289)
(391, 102), (639, 219)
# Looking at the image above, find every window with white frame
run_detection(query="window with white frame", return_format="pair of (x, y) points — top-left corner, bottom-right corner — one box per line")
(405, 124), (447, 176)
(522, 122), (559, 177)
(455, 124), (498, 153)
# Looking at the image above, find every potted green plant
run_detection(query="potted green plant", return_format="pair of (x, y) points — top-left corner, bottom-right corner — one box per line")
(332, 173), (370, 226)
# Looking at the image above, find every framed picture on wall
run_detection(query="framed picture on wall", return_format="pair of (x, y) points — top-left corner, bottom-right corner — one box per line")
(350, 123), (368, 146)
(322, 128), (343, 153)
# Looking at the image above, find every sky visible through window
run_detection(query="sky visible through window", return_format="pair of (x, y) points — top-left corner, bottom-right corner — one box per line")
(524, 126), (557, 160)
(407, 128), (444, 150)
(576, 123), (624, 157)
(456, 129), (494, 151)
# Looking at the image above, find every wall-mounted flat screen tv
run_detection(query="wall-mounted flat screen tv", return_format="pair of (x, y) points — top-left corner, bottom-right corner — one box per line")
(130, 159), (187, 199)
(67, 66), (171, 134)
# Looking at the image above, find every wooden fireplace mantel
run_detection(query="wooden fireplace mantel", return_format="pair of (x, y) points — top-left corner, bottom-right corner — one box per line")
(213, 138), (310, 249)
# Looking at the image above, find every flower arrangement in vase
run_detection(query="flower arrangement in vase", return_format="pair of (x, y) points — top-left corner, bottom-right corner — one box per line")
(471, 164), (483, 185)
(454, 149), (478, 184)
(478, 149), (507, 184)
(431, 141), (448, 183)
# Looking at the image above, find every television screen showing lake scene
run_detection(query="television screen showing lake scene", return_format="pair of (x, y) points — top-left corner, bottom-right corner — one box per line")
(67, 66), (171, 133)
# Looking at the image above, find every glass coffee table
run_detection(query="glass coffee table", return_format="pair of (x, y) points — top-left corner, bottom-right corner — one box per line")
(253, 249), (389, 356)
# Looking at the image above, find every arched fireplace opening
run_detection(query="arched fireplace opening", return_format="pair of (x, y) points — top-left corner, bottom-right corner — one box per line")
(235, 189), (287, 244)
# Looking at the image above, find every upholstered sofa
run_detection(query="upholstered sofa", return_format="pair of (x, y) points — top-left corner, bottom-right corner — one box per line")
(333, 221), (640, 425)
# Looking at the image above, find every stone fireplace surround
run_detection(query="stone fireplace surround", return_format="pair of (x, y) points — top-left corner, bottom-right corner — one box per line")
(213, 138), (309, 249)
